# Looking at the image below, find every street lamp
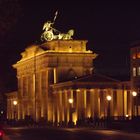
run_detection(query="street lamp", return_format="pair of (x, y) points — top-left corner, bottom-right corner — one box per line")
(132, 91), (138, 117)
(132, 91), (137, 97)
(13, 100), (17, 106)
(106, 95), (112, 101)
(68, 98), (73, 104)
(13, 100), (18, 120)
(106, 95), (112, 120)
(68, 98), (73, 124)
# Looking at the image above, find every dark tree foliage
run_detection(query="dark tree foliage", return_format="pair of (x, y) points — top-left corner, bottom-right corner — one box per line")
(0, 0), (22, 40)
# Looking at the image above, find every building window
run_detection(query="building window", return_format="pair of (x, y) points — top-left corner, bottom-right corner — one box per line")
(137, 67), (140, 76)
(133, 67), (136, 77)
(137, 52), (140, 58)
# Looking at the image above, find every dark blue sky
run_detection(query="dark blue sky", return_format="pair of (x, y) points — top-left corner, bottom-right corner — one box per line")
(1, 0), (140, 91)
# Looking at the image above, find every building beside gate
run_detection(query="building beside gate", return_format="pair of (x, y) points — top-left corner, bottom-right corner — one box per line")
(6, 39), (134, 125)
(6, 14), (138, 125)
(130, 43), (140, 115)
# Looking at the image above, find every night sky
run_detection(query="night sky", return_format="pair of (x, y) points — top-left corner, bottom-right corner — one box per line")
(1, 0), (140, 92)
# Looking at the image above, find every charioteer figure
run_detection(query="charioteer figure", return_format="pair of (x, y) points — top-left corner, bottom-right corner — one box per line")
(41, 11), (74, 41)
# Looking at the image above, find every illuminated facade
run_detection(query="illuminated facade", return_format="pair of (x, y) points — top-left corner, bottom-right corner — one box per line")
(131, 45), (140, 90)
(6, 40), (133, 124)
(51, 75), (131, 124)
(130, 44), (140, 116)
(6, 91), (17, 120)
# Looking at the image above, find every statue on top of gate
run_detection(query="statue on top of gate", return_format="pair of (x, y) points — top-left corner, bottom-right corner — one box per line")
(41, 11), (74, 42)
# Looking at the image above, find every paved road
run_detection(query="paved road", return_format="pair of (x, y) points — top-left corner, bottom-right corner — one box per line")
(2, 127), (140, 140)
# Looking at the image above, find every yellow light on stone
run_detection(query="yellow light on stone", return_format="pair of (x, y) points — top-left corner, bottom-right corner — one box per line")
(73, 112), (77, 125)
(76, 89), (80, 92)
(69, 47), (72, 52)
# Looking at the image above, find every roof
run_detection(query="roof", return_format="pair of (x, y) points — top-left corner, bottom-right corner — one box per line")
(72, 73), (120, 83)
(50, 73), (124, 90)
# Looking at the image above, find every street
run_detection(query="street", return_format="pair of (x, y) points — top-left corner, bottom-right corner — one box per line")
(2, 127), (140, 140)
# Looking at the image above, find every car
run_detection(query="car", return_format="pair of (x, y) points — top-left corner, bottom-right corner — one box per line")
(0, 130), (3, 140)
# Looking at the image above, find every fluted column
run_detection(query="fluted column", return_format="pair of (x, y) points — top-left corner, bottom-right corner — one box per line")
(64, 90), (68, 123)
(7, 99), (11, 119)
(56, 92), (59, 123)
(94, 89), (99, 118)
(69, 89), (73, 122)
(19, 76), (24, 119)
(86, 89), (91, 118)
(52, 91), (57, 124)
(32, 72), (36, 120)
(76, 89), (80, 120)
(36, 72), (42, 121)
(127, 91), (132, 117)
(58, 90), (63, 123)
(83, 89), (87, 118)
(61, 90), (64, 122)
(108, 88), (113, 117)
(53, 68), (57, 84)
(90, 89), (94, 118)
(45, 69), (49, 121)
(124, 89), (128, 117)
(39, 72), (43, 118)
(112, 90), (118, 117)
(41, 69), (49, 121)
(116, 89), (123, 116)
(99, 90), (105, 118)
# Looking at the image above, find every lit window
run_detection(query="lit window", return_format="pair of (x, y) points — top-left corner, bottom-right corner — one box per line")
(133, 67), (136, 77)
(137, 52), (140, 58)
(138, 67), (140, 76)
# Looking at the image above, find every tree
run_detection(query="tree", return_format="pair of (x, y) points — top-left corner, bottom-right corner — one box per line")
(0, 0), (22, 40)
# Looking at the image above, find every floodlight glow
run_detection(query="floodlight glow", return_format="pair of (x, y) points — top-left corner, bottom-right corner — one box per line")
(132, 91), (137, 97)
(106, 95), (112, 101)
(13, 100), (17, 105)
(68, 98), (73, 104)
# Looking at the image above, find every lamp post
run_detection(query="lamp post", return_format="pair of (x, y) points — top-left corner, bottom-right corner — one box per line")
(68, 98), (73, 124)
(106, 95), (112, 120)
(13, 100), (17, 120)
(132, 91), (138, 118)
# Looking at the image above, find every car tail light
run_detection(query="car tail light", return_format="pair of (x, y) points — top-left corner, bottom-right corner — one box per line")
(0, 131), (3, 137)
